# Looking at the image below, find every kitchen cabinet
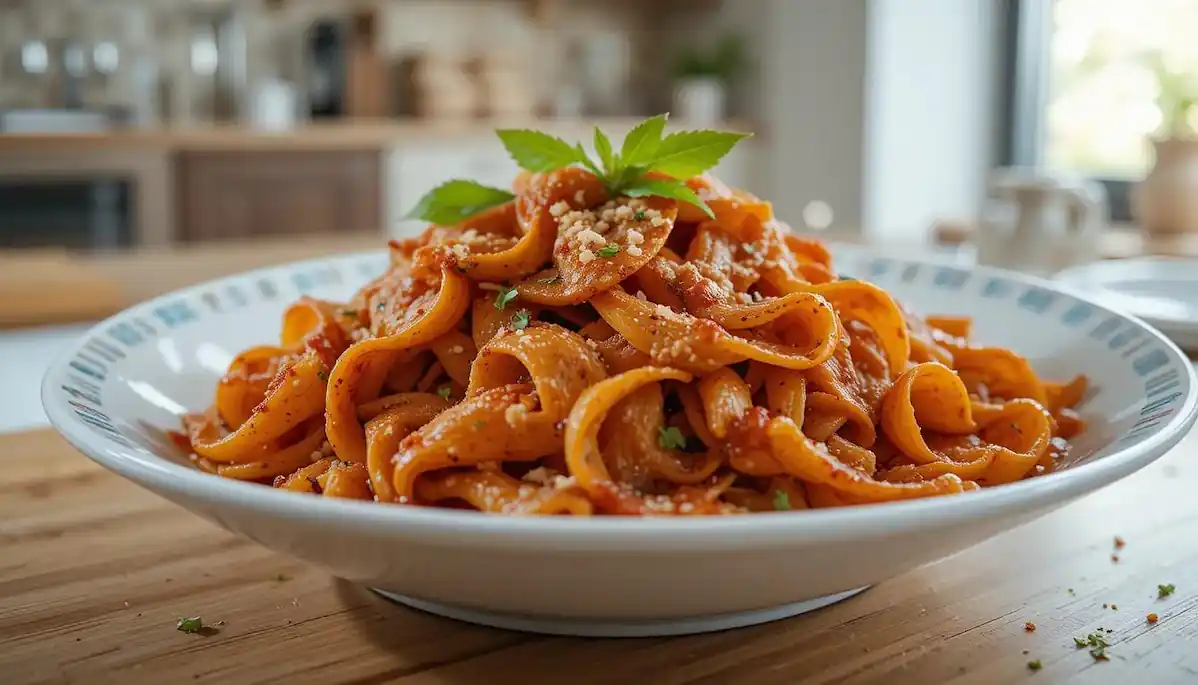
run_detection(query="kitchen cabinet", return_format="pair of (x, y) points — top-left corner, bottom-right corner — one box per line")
(177, 150), (382, 242)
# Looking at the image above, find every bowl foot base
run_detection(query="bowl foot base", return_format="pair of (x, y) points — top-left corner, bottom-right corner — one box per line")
(371, 586), (869, 637)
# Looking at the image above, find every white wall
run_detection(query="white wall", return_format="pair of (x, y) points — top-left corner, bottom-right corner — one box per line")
(692, 0), (1001, 240)
(762, 0), (871, 230)
(862, 0), (1003, 240)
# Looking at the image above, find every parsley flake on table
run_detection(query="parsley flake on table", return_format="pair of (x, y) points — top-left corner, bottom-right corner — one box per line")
(494, 285), (519, 310)
(1158, 583), (1176, 598)
(657, 426), (687, 450)
(176, 617), (204, 634)
(1027, 660), (1042, 671)
(1074, 632), (1110, 661)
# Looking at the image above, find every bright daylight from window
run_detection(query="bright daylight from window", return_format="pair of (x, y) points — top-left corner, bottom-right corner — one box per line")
(1047, 0), (1198, 177)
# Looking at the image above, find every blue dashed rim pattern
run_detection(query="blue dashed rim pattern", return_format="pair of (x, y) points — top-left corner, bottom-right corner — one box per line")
(40, 247), (1198, 539)
(52, 248), (1193, 459)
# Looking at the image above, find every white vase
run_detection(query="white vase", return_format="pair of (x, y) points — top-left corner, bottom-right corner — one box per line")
(1133, 137), (1198, 235)
(673, 78), (726, 125)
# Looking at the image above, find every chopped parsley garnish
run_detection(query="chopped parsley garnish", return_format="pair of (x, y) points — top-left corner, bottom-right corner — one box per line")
(743, 243), (757, 254)
(595, 243), (621, 258)
(511, 309), (531, 331)
(537, 274), (560, 285)
(657, 426), (687, 450)
(634, 210), (646, 221)
(494, 285), (518, 310)
(773, 490), (791, 511)
(176, 617), (204, 633)
(1158, 583), (1176, 598)
(436, 385), (453, 401)
(316, 370), (328, 382)
(1027, 660), (1042, 671)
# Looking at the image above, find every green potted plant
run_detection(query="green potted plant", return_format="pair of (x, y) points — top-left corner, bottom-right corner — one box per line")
(1134, 51), (1198, 235)
(672, 35), (744, 125)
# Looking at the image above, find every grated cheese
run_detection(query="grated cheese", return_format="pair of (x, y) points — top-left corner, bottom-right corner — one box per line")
(504, 402), (529, 427)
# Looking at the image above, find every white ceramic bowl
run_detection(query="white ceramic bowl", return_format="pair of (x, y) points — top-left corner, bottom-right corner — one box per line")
(43, 246), (1198, 637)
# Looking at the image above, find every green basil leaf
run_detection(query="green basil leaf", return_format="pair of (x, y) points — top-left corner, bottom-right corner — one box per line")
(593, 126), (616, 177)
(620, 114), (669, 167)
(649, 130), (751, 179)
(405, 180), (515, 225)
(622, 177), (715, 219)
(576, 143), (604, 178)
(496, 129), (587, 172)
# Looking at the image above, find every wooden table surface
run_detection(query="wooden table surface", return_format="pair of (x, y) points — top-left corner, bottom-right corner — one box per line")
(3, 425), (1197, 685)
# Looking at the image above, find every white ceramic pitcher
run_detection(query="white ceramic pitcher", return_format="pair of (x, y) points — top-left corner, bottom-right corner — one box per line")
(978, 169), (1108, 276)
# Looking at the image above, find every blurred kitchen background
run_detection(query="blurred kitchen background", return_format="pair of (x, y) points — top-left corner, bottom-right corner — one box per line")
(3, 0), (1194, 251)
(2, 0), (1198, 292)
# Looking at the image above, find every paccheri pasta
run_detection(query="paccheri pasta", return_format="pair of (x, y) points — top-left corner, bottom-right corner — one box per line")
(176, 118), (1086, 515)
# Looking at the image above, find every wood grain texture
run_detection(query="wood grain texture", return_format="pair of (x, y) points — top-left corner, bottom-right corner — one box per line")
(0, 235), (382, 327)
(2, 427), (1197, 685)
(176, 151), (382, 242)
(0, 252), (124, 328)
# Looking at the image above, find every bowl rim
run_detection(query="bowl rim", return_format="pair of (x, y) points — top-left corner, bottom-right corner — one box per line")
(42, 248), (1198, 552)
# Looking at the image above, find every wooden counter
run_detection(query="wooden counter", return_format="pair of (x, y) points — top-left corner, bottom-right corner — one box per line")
(2, 422), (1197, 684)
(0, 119), (759, 249)
(0, 118), (759, 153)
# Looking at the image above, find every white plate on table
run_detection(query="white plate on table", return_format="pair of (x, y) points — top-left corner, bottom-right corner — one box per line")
(1056, 258), (1198, 351)
(42, 246), (1198, 637)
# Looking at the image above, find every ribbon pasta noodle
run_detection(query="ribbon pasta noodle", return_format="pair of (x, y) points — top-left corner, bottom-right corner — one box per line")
(177, 165), (1086, 515)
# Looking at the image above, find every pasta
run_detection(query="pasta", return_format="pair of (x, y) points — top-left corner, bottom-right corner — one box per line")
(177, 165), (1086, 516)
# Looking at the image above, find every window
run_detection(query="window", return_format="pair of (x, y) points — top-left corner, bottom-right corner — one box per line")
(1004, 0), (1198, 221)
